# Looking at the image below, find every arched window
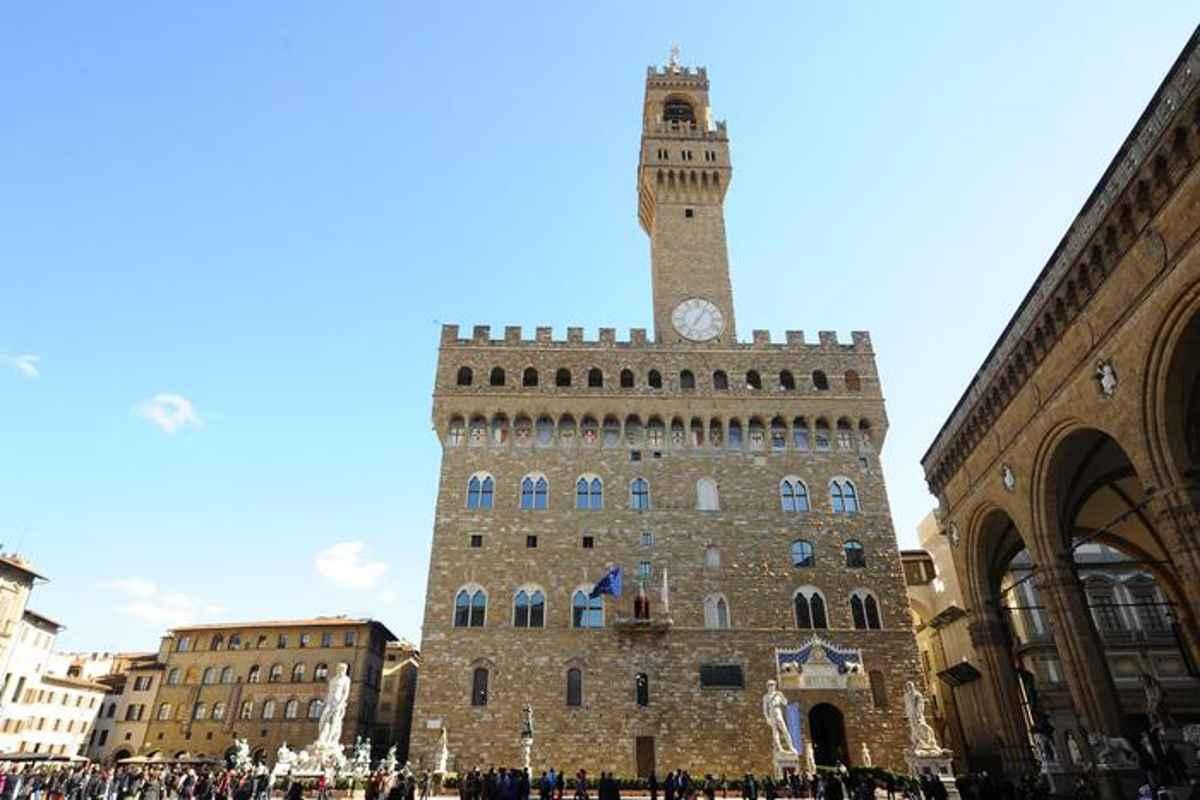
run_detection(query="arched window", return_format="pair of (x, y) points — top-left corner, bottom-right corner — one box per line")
(648, 370), (663, 389)
(239, 701), (253, 720)
(746, 370), (762, 390)
(814, 419), (831, 450)
(696, 478), (720, 511)
(261, 699), (276, 720)
(523, 367), (538, 387)
(513, 590), (546, 628)
(555, 368), (572, 387)
(830, 480), (859, 514)
(851, 590), (882, 630)
(535, 416), (555, 446)
(704, 594), (731, 629)
(268, 664), (283, 683)
(845, 370), (862, 392)
(587, 367), (603, 387)
(314, 663), (329, 682)
(211, 702), (226, 721)
(705, 545), (721, 569)
(793, 417), (810, 450)
(220, 666), (234, 684)
(635, 673), (650, 707)
(166, 668), (180, 686)
(779, 370), (796, 391)
(456, 367), (473, 386)
(307, 699), (324, 720)
(794, 588), (828, 629)
(284, 699), (299, 719)
(680, 370), (696, 390)
(466, 474), (495, 509)
(157, 703), (172, 721)
(771, 417), (787, 450)
(844, 540), (866, 568)
(566, 668), (582, 707)
(780, 478), (810, 513)
(1084, 576), (1125, 634)
(471, 667), (489, 706)
(812, 370), (829, 391)
(836, 418), (854, 449)
(292, 663), (306, 683)
(572, 591), (603, 628)
(620, 369), (635, 388)
(575, 476), (603, 510)
(663, 97), (696, 123)
(520, 475), (549, 510)
(454, 588), (487, 627)
(211, 634), (225, 651)
(713, 370), (728, 390)
(246, 665), (261, 684)
(791, 540), (815, 568)
(630, 478), (650, 510)
(201, 667), (216, 685)
(228, 633), (241, 650)
(489, 367), (505, 386)
(192, 702), (207, 720)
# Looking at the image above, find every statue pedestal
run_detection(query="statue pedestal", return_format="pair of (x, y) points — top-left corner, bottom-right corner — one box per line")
(772, 751), (801, 780)
(521, 737), (533, 772)
(906, 749), (959, 800)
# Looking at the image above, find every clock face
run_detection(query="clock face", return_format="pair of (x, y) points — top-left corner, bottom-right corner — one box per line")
(671, 298), (725, 341)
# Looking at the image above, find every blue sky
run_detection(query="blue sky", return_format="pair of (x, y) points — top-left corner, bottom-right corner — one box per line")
(2, 4), (1195, 651)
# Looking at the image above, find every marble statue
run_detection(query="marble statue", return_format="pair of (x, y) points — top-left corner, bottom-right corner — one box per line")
(804, 742), (816, 774)
(382, 745), (398, 774)
(1031, 712), (1057, 766)
(317, 664), (352, 747)
(273, 742), (296, 777)
(1086, 732), (1138, 768)
(520, 705), (534, 740)
(860, 742), (872, 768)
(435, 727), (450, 775)
(904, 681), (942, 754)
(762, 680), (797, 754)
(1141, 672), (1171, 732)
(1001, 464), (1016, 492)
(1065, 731), (1084, 766)
(350, 736), (371, 777)
(233, 737), (252, 770)
(1096, 360), (1118, 398)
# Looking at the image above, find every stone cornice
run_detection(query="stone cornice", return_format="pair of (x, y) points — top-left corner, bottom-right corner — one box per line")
(922, 26), (1200, 496)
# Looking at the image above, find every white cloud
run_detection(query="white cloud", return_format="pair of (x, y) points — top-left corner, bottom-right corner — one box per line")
(132, 393), (202, 434)
(377, 588), (398, 605)
(2, 354), (39, 379)
(104, 579), (224, 628)
(314, 541), (390, 590)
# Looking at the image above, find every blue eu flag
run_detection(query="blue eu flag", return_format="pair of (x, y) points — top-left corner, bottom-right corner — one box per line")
(588, 566), (623, 599)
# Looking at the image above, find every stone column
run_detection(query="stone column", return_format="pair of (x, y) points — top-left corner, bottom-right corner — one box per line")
(1033, 559), (1124, 736)
(1151, 488), (1200, 658)
(967, 607), (1034, 776)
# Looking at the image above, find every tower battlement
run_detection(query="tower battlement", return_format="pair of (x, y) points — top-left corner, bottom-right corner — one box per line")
(646, 64), (709, 86)
(438, 323), (873, 352)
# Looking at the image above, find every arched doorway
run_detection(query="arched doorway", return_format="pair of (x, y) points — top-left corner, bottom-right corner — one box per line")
(112, 749), (131, 762)
(1161, 306), (1200, 481)
(808, 703), (847, 767)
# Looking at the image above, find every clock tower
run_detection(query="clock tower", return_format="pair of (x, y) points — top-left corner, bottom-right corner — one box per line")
(638, 52), (737, 344)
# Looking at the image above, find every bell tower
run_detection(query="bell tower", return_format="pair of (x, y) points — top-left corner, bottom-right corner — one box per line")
(638, 49), (736, 344)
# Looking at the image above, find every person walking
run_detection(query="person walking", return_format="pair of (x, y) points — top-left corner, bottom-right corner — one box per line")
(648, 773), (658, 800)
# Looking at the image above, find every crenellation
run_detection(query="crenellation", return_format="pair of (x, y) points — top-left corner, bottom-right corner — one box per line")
(751, 329), (771, 346)
(471, 324), (490, 343)
(630, 328), (648, 346)
(567, 326), (584, 343)
(851, 331), (872, 351)
(441, 323), (460, 343)
(436, 327), (880, 354)
(818, 331), (838, 348)
(599, 327), (616, 344)
(504, 325), (521, 343)
(536, 326), (553, 343)
(786, 330), (805, 346)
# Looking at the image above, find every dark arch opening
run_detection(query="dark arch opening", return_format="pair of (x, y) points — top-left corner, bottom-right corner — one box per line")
(1163, 309), (1200, 476)
(808, 703), (848, 766)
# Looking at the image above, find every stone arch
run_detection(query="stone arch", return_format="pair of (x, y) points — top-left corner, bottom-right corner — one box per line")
(1144, 280), (1200, 489)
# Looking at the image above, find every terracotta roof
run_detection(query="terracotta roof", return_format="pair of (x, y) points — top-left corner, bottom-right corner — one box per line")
(0, 556), (46, 582)
(23, 608), (64, 631)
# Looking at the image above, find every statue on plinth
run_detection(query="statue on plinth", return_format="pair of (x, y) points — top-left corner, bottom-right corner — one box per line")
(435, 727), (450, 775)
(273, 742), (296, 777)
(382, 745), (398, 774)
(232, 736), (252, 770)
(762, 680), (797, 754)
(904, 681), (942, 754)
(317, 663), (352, 747)
(860, 743), (872, 768)
(1141, 672), (1172, 733)
(1031, 713), (1057, 766)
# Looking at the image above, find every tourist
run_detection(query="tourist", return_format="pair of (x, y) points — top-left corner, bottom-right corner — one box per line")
(648, 772), (658, 800)
(573, 771), (587, 800)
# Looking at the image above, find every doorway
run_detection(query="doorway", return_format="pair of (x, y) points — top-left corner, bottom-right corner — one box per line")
(635, 736), (656, 778)
(809, 703), (848, 766)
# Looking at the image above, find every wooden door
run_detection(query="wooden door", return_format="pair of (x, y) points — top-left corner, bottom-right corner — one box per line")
(635, 736), (656, 777)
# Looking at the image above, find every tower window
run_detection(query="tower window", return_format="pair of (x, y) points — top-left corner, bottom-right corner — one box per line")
(663, 97), (695, 124)
(620, 369), (635, 388)
(555, 368), (572, 387)
(582, 535), (594, 549)
(648, 370), (663, 389)
(526, 535), (538, 549)
(684, 208), (694, 218)
(469, 535), (483, 548)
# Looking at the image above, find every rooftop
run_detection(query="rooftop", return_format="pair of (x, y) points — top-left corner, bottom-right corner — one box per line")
(23, 609), (64, 632)
(0, 554), (47, 582)
(167, 616), (397, 639)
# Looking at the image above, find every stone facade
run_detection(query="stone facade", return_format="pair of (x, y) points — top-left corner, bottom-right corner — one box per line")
(139, 618), (394, 763)
(87, 653), (162, 762)
(410, 57), (921, 777)
(373, 640), (420, 763)
(919, 25), (1200, 793)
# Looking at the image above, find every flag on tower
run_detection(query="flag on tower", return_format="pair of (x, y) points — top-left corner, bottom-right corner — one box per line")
(588, 566), (623, 599)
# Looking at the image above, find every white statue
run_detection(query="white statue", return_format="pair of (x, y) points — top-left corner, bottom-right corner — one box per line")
(860, 742), (872, 768)
(382, 745), (399, 774)
(1096, 360), (1118, 398)
(350, 736), (371, 777)
(233, 737), (252, 770)
(317, 663), (352, 747)
(1086, 732), (1138, 768)
(904, 681), (942, 754)
(762, 680), (797, 754)
(804, 742), (816, 774)
(435, 727), (449, 775)
(273, 742), (296, 777)
(1065, 731), (1084, 766)
(1001, 464), (1016, 492)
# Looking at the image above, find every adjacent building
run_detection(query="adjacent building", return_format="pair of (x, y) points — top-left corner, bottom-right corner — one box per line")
(373, 641), (419, 763)
(0, 555), (45, 710)
(411, 55), (921, 776)
(919, 25), (1200, 796)
(87, 652), (162, 762)
(139, 618), (396, 763)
